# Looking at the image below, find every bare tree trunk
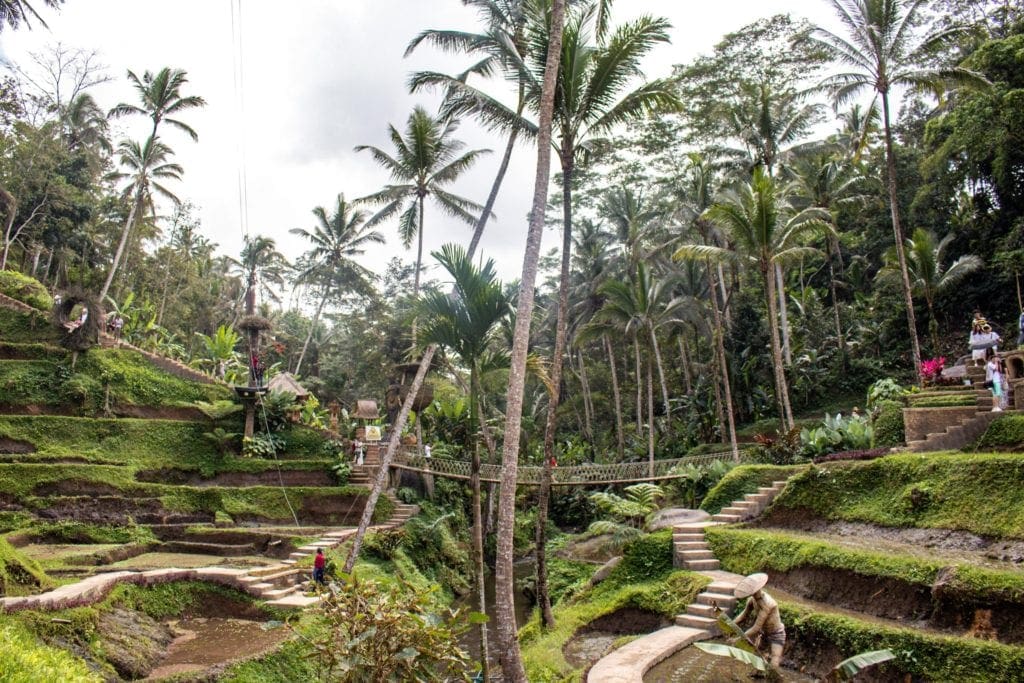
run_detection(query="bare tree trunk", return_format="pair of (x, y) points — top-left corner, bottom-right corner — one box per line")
(536, 148), (575, 629)
(677, 336), (693, 395)
(881, 91), (922, 378)
(646, 353), (655, 477)
(605, 335), (625, 460)
(650, 327), (670, 417)
(576, 350), (594, 442)
(0, 186), (18, 271)
(100, 190), (141, 303)
(707, 264), (739, 461)
(709, 334), (726, 436)
(718, 262), (730, 322)
(344, 344), (436, 573)
(495, 3), (564, 677)
(294, 288), (329, 375)
(634, 334), (642, 436)
(765, 263), (794, 429)
(776, 263), (791, 366)
(466, 86), (525, 259)
(468, 371), (489, 680)
(827, 234), (846, 368)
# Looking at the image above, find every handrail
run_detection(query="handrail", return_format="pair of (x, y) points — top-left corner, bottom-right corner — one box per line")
(388, 449), (739, 486)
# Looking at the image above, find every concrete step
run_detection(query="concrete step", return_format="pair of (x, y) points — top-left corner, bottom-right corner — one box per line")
(707, 581), (740, 593)
(288, 551), (311, 560)
(672, 532), (706, 542)
(711, 514), (741, 523)
(771, 481), (788, 488)
(679, 549), (714, 561)
(247, 582), (273, 592)
(674, 541), (709, 551)
(265, 594), (321, 609)
(743, 493), (770, 505)
(719, 506), (751, 516)
(675, 614), (717, 631)
(696, 592), (737, 608)
(281, 559), (297, 566)
(686, 603), (720, 618)
(261, 586), (301, 600)
(682, 559), (720, 571)
(756, 487), (777, 495)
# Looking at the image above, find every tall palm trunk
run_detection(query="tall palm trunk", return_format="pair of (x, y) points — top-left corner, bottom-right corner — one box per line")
(467, 86), (525, 259)
(881, 91), (922, 377)
(536, 150), (575, 629)
(709, 338), (726, 436)
(100, 187), (142, 302)
(707, 264), (739, 461)
(343, 345), (436, 573)
(765, 261), (794, 429)
(678, 336), (693, 395)
(294, 288), (330, 375)
(577, 350), (594, 442)
(826, 234), (846, 367)
(650, 327), (670, 417)
(468, 367), (489, 679)
(605, 335), (625, 460)
(496, 4), (565, 677)
(646, 353), (655, 476)
(776, 263), (792, 365)
(634, 334), (642, 436)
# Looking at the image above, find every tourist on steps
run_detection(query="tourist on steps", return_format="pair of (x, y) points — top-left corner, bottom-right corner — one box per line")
(733, 573), (786, 668)
(971, 318), (1000, 366)
(313, 548), (327, 585)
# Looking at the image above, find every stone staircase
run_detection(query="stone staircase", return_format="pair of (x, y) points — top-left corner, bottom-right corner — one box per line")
(906, 362), (1013, 452)
(673, 479), (788, 572)
(675, 574), (743, 632)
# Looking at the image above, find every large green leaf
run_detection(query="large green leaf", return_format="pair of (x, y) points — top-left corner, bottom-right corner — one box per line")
(694, 642), (768, 672)
(829, 649), (897, 681)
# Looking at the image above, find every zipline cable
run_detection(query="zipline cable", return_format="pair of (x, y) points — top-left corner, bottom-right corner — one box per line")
(230, 0), (250, 240)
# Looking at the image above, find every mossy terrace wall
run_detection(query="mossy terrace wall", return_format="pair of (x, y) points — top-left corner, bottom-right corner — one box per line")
(0, 416), (385, 533)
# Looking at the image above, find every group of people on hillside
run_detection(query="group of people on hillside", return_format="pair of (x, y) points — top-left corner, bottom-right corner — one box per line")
(970, 310), (1011, 411)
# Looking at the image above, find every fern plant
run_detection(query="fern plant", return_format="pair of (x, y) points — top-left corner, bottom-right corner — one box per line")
(586, 483), (666, 549)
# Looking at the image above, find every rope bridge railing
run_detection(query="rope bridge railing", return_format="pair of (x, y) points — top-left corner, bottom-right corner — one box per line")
(388, 449), (739, 486)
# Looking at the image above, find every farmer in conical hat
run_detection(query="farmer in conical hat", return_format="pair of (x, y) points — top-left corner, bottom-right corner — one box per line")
(733, 572), (785, 667)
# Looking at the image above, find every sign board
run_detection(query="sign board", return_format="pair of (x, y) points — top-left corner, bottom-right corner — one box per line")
(364, 425), (382, 442)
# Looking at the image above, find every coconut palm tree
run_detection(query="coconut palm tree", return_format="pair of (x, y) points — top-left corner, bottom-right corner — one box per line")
(109, 67), (207, 142)
(290, 194), (384, 375)
(418, 243), (511, 680)
(588, 263), (686, 471)
(879, 228), (983, 352)
(406, 0), (534, 258)
(99, 137), (183, 302)
(493, 0), (565, 677)
(675, 168), (831, 430)
(0, 0), (61, 30)
(62, 92), (111, 157)
(356, 106), (490, 297)
(231, 234), (288, 317)
(807, 0), (988, 376)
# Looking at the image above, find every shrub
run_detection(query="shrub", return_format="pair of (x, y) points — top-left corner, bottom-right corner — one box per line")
(907, 394), (975, 407)
(751, 427), (803, 465)
(866, 378), (904, 408)
(0, 270), (52, 311)
(396, 486), (419, 504)
(0, 622), (98, 682)
(871, 400), (905, 447)
(976, 415), (1024, 450)
(609, 530), (674, 585)
(241, 432), (286, 458)
(800, 413), (874, 458)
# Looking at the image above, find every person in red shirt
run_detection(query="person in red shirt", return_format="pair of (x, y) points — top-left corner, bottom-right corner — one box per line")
(313, 547), (327, 585)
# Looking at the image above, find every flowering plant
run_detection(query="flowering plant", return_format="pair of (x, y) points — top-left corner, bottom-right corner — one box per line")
(920, 356), (946, 385)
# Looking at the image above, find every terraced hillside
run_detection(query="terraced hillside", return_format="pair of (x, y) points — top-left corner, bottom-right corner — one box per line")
(0, 296), (397, 595)
(689, 456), (1024, 681)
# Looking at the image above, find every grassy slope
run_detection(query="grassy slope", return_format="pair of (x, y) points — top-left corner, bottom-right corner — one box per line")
(772, 452), (1024, 538)
(706, 526), (1024, 602)
(783, 603), (1024, 683)
(700, 464), (806, 514)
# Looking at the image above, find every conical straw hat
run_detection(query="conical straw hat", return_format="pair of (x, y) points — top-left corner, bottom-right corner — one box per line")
(734, 573), (769, 599)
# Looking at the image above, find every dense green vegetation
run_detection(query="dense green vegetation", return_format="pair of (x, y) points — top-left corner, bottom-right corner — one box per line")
(976, 415), (1024, 450)
(0, 270), (52, 311)
(771, 453), (1024, 538)
(0, 537), (53, 597)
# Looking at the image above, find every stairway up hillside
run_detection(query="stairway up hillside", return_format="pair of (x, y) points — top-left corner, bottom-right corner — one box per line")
(906, 361), (1013, 452)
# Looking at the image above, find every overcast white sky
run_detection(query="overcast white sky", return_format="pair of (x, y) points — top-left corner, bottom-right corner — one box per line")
(0, 1), (839, 286)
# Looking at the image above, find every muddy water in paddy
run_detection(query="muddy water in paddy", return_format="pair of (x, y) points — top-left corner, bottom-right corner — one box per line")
(644, 639), (814, 683)
(144, 617), (288, 680)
